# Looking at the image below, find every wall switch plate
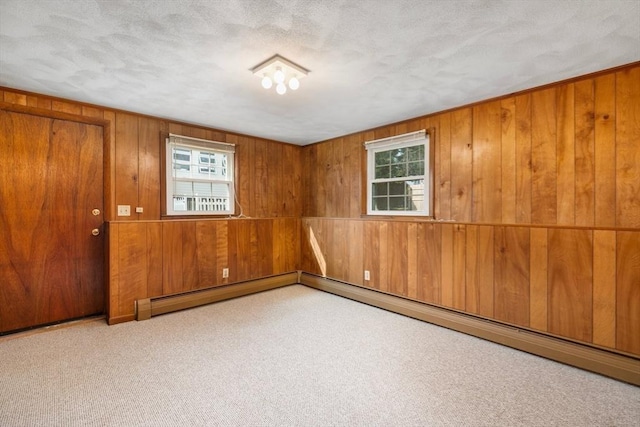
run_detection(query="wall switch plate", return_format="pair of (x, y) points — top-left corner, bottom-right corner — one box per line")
(364, 270), (370, 281)
(117, 205), (131, 216)
(222, 268), (229, 278)
(135, 207), (143, 213)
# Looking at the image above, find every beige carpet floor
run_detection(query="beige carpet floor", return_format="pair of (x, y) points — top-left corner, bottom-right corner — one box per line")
(0, 284), (638, 426)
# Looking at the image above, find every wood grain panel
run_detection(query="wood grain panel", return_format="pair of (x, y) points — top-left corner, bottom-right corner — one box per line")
(115, 113), (139, 216)
(531, 88), (557, 224)
(529, 227), (548, 331)
(146, 222), (163, 297)
(266, 142), (284, 217)
(52, 100), (82, 115)
(181, 222), (198, 290)
(137, 117), (161, 220)
(437, 113), (451, 220)
(253, 140), (269, 218)
(450, 108), (473, 221)
(363, 221), (380, 290)
(515, 94), (532, 224)
(465, 226), (494, 317)
(282, 143), (302, 217)
(452, 225), (466, 310)
(378, 222), (389, 293)
(234, 136), (254, 217)
(616, 231), (640, 355)
(255, 219), (273, 278)
(115, 223), (149, 316)
(555, 83), (575, 224)
(548, 229), (593, 342)
(440, 224), (454, 307)
(196, 221), (218, 288)
(473, 101), (502, 222)
(315, 142), (329, 217)
(417, 223), (442, 304)
(388, 222), (408, 297)
(162, 222), (184, 294)
(407, 223), (418, 300)
(574, 79), (596, 226)
(216, 220), (229, 285)
(592, 230), (616, 348)
(104, 110), (116, 221)
(494, 226), (530, 327)
(3, 91), (27, 105)
(346, 220), (364, 285)
(594, 74), (616, 227)
(616, 67), (640, 227)
(501, 98), (517, 223)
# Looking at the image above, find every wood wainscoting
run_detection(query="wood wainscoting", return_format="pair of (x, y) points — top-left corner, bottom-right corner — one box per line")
(107, 217), (300, 324)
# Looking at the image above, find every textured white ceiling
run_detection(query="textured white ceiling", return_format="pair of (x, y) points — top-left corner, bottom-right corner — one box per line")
(1, 0), (639, 145)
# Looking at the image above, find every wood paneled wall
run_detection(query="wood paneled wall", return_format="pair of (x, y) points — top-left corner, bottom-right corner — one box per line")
(301, 218), (640, 355)
(108, 218), (300, 322)
(301, 64), (640, 357)
(1, 87), (303, 324)
(0, 88), (303, 220)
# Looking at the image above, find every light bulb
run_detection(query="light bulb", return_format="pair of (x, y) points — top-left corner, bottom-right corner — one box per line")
(276, 83), (287, 95)
(274, 67), (285, 84)
(288, 76), (300, 90)
(261, 74), (273, 89)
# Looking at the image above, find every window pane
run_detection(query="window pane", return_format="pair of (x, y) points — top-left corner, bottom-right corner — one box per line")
(407, 145), (424, 161)
(375, 165), (390, 179)
(388, 181), (406, 196)
(408, 161), (424, 176)
(372, 196), (388, 211)
(390, 148), (406, 164)
(375, 151), (390, 166)
(373, 182), (388, 196)
(391, 163), (407, 178)
(389, 196), (405, 210)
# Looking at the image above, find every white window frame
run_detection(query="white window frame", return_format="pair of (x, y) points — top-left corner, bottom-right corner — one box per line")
(165, 134), (235, 216)
(365, 130), (431, 216)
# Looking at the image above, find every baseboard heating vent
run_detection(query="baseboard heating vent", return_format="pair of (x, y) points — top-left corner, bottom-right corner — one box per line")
(136, 272), (298, 321)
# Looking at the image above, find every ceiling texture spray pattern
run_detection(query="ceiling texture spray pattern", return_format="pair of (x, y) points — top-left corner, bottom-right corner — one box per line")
(0, 0), (639, 145)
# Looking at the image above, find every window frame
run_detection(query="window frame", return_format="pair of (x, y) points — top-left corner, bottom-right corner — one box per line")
(164, 134), (236, 216)
(365, 130), (433, 217)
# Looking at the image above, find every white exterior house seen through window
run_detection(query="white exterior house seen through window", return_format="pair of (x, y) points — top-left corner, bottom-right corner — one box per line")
(365, 130), (431, 216)
(166, 134), (235, 215)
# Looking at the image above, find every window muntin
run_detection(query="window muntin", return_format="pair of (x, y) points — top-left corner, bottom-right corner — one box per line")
(366, 131), (430, 216)
(166, 135), (235, 216)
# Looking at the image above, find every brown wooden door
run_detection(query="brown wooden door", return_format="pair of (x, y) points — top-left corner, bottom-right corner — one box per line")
(0, 109), (104, 333)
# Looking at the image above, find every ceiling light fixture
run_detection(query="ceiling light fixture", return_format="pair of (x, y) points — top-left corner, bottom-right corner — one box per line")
(251, 54), (309, 95)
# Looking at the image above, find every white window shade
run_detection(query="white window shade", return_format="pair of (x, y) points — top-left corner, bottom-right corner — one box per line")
(364, 130), (426, 151)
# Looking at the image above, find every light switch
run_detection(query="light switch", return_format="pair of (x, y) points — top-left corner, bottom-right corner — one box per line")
(117, 205), (131, 216)
(135, 207), (144, 213)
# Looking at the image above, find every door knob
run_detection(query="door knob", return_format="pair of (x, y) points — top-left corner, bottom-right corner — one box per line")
(91, 228), (100, 236)
(92, 209), (101, 216)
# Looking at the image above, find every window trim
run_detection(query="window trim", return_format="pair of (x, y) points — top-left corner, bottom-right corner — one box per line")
(364, 130), (433, 217)
(164, 133), (236, 216)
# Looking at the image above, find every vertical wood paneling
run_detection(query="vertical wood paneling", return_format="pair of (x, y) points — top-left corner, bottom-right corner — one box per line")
(316, 142), (329, 217)
(501, 98), (517, 223)
(616, 68), (640, 227)
(548, 229), (593, 342)
(594, 74), (616, 227)
(282, 143), (302, 217)
(515, 94), (532, 224)
(574, 79), (596, 226)
(267, 142), (283, 217)
(473, 101), (502, 222)
(104, 110), (116, 221)
(378, 222), (389, 292)
(388, 222), (408, 297)
(235, 136), (255, 217)
(146, 223), (163, 297)
(347, 220), (364, 286)
(616, 231), (640, 354)
(115, 113), (139, 214)
(450, 108), (473, 221)
(529, 227), (548, 331)
(592, 230), (616, 348)
(556, 83), (575, 224)
(466, 225), (494, 317)
(182, 222), (198, 290)
(452, 224), (466, 310)
(440, 224), (454, 307)
(302, 144), (317, 216)
(363, 221), (380, 290)
(216, 221), (229, 285)
(417, 223), (442, 304)
(115, 223), (148, 317)
(438, 113), (452, 220)
(51, 100), (82, 115)
(253, 140), (269, 217)
(407, 223), (418, 300)
(162, 222), (184, 294)
(531, 88), (557, 224)
(494, 226), (530, 327)
(138, 117), (161, 220)
(255, 219), (273, 278)
(195, 221), (217, 287)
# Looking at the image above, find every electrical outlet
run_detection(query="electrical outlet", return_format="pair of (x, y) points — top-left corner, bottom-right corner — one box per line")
(117, 205), (130, 216)
(364, 270), (370, 281)
(222, 268), (229, 278)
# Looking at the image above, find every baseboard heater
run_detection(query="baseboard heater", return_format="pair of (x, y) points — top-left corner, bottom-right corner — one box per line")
(299, 272), (640, 387)
(136, 272), (299, 321)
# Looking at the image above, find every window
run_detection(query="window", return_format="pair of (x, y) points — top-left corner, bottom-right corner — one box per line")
(365, 130), (431, 216)
(165, 134), (235, 215)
